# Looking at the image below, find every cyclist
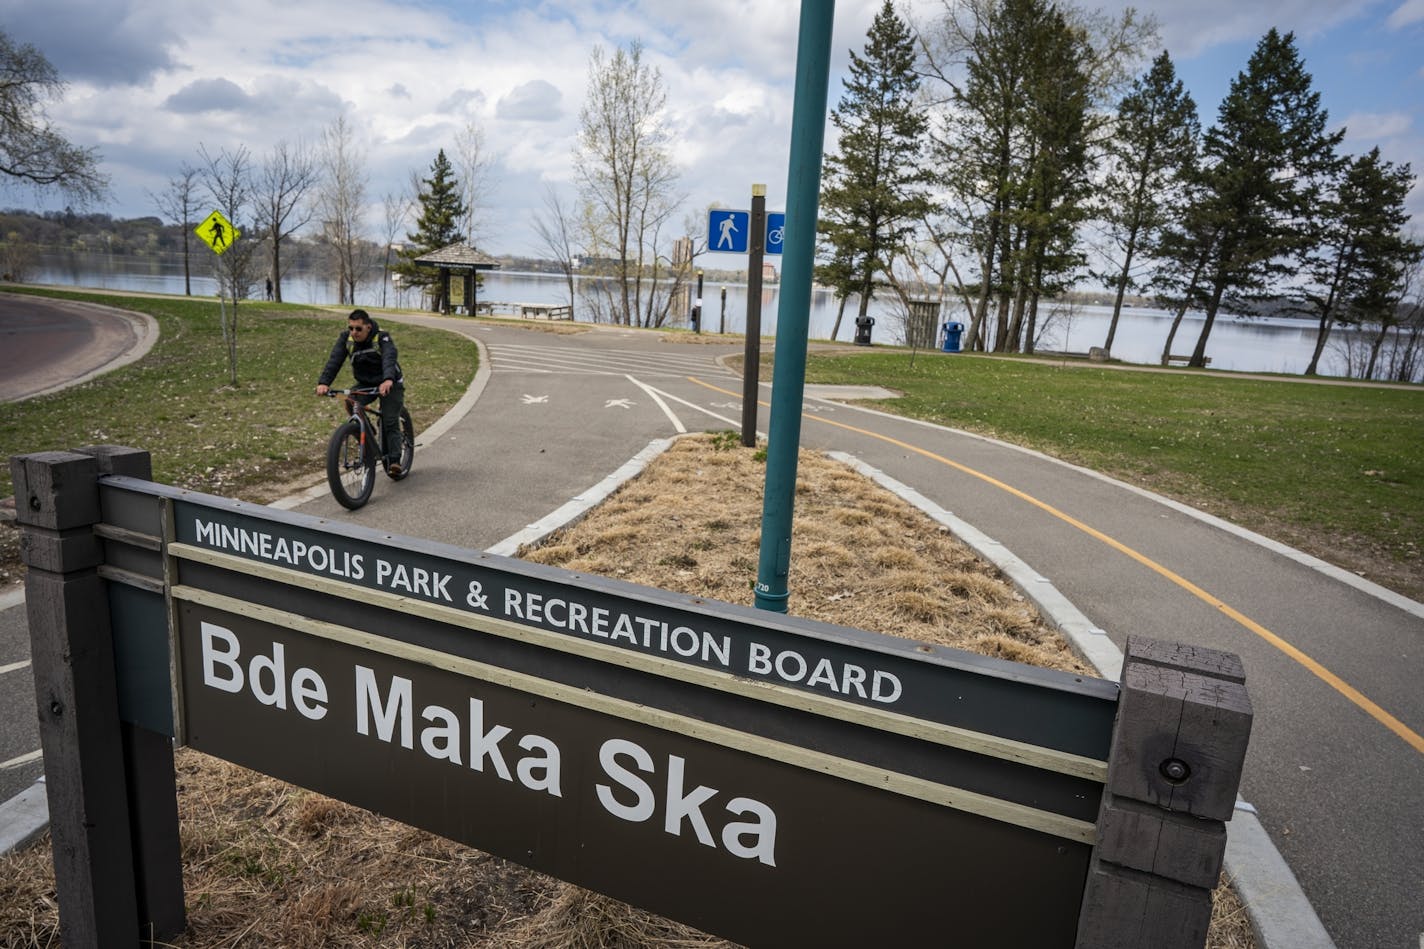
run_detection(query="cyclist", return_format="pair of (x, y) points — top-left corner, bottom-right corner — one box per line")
(315, 309), (406, 475)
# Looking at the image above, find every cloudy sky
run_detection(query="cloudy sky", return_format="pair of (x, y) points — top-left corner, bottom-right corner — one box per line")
(3, 0), (1421, 259)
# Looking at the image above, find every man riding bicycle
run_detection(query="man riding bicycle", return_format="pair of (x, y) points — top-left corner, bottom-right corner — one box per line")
(315, 309), (406, 475)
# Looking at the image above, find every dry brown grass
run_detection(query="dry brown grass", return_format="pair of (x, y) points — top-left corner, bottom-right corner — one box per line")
(0, 433), (1255, 948)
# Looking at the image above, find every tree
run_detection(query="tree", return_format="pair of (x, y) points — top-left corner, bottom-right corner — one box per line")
(399, 150), (466, 312)
(1182, 29), (1344, 368)
(0, 30), (107, 205)
(379, 189), (412, 308)
(454, 121), (496, 248)
(196, 143), (260, 384)
(917, 0), (1148, 352)
(255, 140), (318, 303)
(1296, 148), (1419, 375)
(1094, 51), (1199, 354)
(149, 162), (200, 295)
(532, 184), (578, 317)
(315, 115), (369, 306)
(818, 0), (932, 342)
(574, 41), (686, 327)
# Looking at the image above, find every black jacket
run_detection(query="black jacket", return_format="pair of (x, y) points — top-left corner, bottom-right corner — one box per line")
(318, 320), (402, 388)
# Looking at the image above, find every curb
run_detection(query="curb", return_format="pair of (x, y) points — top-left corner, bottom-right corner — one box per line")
(0, 778), (47, 854)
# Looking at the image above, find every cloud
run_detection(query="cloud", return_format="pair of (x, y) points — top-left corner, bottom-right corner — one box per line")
(1341, 111), (1413, 141)
(388, 83), (412, 99)
(436, 88), (488, 114)
(1387, 0), (1424, 28)
(0, 0), (192, 86)
(496, 80), (563, 121)
(164, 78), (253, 114)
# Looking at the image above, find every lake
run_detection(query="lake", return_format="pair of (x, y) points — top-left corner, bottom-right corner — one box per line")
(22, 250), (1406, 380)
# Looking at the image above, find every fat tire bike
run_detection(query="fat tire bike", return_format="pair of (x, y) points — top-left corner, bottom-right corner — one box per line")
(322, 387), (414, 510)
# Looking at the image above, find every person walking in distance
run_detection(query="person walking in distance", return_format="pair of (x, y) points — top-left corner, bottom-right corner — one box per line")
(315, 309), (406, 475)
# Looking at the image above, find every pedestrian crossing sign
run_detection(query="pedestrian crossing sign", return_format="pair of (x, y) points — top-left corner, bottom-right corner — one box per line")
(196, 210), (239, 255)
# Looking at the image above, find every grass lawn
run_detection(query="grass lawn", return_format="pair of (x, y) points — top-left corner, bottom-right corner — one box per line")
(1, 288), (478, 582)
(803, 350), (1424, 600)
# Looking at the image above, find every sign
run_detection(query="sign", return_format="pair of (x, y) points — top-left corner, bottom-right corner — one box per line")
(172, 600), (1093, 945)
(92, 476), (1123, 947)
(195, 210), (239, 255)
(765, 212), (786, 256)
(15, 448), (1254, 949)
(708, 209), (749, 254)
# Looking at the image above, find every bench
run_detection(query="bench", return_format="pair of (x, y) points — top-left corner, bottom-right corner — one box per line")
(468, 301), (573, 320)
(1165, 354), (1211, 366)
(519, 303), (573, 320)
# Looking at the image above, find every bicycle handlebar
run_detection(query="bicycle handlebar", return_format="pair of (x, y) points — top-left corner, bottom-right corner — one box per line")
(320, 386), (380, 396)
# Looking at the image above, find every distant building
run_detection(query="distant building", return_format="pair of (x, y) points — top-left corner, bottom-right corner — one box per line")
(672, 237), (693, 268)
(763, 262), (778, 283)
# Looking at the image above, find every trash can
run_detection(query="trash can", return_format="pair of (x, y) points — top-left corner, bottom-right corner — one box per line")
(941, 321), (964, 353)
(854, 315), (875, 346)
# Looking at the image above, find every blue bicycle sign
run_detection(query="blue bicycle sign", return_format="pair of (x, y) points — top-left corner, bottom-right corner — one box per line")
(765, 213), (785, 256)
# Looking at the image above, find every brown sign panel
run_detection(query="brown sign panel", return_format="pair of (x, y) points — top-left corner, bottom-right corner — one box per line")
(163, 494), (1118, 759)
(177, 601), (1091, 947)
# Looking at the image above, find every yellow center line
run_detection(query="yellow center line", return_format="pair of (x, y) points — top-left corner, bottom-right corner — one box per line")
(687, 375), (1424, 756)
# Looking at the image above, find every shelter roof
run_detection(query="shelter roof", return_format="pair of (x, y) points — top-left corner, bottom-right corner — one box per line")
(413, 242), (501, 269)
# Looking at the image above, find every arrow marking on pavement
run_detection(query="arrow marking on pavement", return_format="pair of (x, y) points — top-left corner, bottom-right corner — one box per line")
(605, 398), (634, 409)
(686, 375), (1424, 757)
(624, 375), (685, 433)
(521, 394), (549, 404)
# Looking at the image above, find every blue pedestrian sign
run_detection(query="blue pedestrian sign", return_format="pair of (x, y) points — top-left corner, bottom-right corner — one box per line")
(708, 209), (749, 254)
(765, 212), (785, 256)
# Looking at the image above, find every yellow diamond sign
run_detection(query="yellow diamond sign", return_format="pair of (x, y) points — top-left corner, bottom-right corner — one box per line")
(196, 209), (239, 255)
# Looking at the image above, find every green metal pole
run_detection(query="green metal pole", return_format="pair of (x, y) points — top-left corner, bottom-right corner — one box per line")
(754, 0), (835, 613)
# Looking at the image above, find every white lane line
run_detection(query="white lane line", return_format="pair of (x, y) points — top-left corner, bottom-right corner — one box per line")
(626, 375), (685, 433)
(640, 383), (756, 435)
(0, 749), (42, 771)
(0, 659), (31, 676)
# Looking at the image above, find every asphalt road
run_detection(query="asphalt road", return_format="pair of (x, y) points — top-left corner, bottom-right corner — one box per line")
(0, 292), (156, 402)
(3, 311), (1420, 948)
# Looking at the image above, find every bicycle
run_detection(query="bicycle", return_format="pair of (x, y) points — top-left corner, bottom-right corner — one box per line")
(321, 387), (415, 509)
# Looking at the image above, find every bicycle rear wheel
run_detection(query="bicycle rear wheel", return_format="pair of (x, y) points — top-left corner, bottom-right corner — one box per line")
(327, 419), (376, 509)
(386, 408), (415, 480)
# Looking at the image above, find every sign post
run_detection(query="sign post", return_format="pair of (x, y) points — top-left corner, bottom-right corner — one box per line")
(741, 187), (767, 446)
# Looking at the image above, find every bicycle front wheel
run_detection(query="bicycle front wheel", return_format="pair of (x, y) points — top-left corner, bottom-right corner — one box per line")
(327, 419), (376, 509)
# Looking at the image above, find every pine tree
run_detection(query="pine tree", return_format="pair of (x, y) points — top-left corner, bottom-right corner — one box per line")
(1298, 148), (1420, 374)
(1183, 29), (1344, 367)
(398, 150), (466, 311)
(818, 0), (932, 341)
(1095, 51), (1199, 354)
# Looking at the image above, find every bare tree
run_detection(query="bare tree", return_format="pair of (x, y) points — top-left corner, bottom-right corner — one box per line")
(454, 120), (497, 248)
(316, 113), (369, 305)
(532, 184), (578, 315)
(0, 30), (108, 205)
(379, 189), (413, 307)
(149, 162), (200, 295)
(254, 140), (318, 302)
(197, 143), (260, 384)
(573, 40), (686, 327)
